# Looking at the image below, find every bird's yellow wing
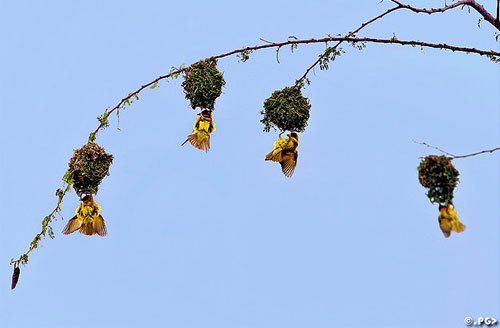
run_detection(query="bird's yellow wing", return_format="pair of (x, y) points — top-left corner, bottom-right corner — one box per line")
(94, 215), (107, 237)
(209, 119), (216, 133)
(448, 207), (466, 233)
(265, 137), (288, 162)
(62, 215), (83, 235)
(280, 150), (298, 177)
(203, 119), (216, 134)
(287, 136), (299, 149)
(265, 148), (282, 162)
(193, 116), (202, 130)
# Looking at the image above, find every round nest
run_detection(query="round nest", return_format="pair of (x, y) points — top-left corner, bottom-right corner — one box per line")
(417, 155), (459, 205)
(65, 142), (113, 197)
(182, 58), (225, 110)
(261, 86), (311, 132)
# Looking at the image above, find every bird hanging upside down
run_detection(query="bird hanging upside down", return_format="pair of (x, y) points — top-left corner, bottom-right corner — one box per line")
(438, 205), (466, 238)
(265, 132), (299, 177)
(182, 109), (216, 151)
(62, 194), (107, 236)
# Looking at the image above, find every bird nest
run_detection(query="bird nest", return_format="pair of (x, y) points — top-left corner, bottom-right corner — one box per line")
(417, 155), (459, 205)
(261, 86), (311, 132)
(64, 142), (113, 197)
(182, 58), (225, 110)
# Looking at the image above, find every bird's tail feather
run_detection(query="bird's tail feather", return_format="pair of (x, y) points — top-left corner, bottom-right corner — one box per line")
(78, 215), (107, 236)
(186, 132), (210, 151)
(94, 215), (107, 236)
(80, 223), (94, 236)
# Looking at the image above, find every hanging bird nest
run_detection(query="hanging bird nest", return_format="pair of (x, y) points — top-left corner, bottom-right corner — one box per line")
(182, 58), (225, 110)
(64, 142), (113, 197)
(417, 155), (459, 205)
(261, 86), (311, 132)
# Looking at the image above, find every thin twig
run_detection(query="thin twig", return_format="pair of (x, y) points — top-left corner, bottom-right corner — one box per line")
(259, 38), (273, 44)
(414, 140), (500, 159)
(390, 0), (500, 30)
(10, 185), (69, 268)
(414, 140), (456, 157)
(298, 0), (499, 85)
(295, 5), (402, 85)
(88, 69), (183, 141)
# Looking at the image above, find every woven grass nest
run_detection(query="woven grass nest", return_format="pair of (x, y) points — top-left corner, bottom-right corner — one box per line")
(418, 155), (459, 205)
(65, 142), (113, 197)
(261, 86), (311, 132)
(182, 58), (225, 110)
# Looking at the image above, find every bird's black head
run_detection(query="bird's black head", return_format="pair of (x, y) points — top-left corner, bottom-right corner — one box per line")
(81, 194), (93, 202)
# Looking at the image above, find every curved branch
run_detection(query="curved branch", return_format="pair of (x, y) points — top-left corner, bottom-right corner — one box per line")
(298, 0), (499, 84)
(87, 36), (498, 140)
(88, 70), (183, 141)
(453, 147), (500, 159)
(414, 140), (457, 157)
(390, 0), (500, 30)
(414, 140), (500, 159)
(295, 5), (403, 85)
(10, 185), (69, 269)
(213, 37), (499, 59)
(87, 36), (499, 140)
(11, 30), (500, 288)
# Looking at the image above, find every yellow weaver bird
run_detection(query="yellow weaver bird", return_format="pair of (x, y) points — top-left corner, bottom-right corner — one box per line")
(438, 205), (466, 238)
(265, 132), (299, 177)
(62, 194), (107, 236)
(182, 109), (216, 151)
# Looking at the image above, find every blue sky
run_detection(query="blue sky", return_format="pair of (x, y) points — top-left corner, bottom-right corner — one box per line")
(1, 1), (498, 327)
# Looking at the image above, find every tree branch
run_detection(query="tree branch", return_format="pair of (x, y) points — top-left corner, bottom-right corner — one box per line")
(88, 70), (184, 142)
(497, 0), (499, 22)
(297, 1), (499, 85)
(85, 36), (498, 141)
(390, 0), (500, 30)
(87, 36), (499, 140)
(10, 184), (69, 268)
(11, 8), (500, 288)
(295, 5), (402, 86)
(214, 37), (499, 59)
(414, 140), (500, 159)
(453, 147), (500, 159)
